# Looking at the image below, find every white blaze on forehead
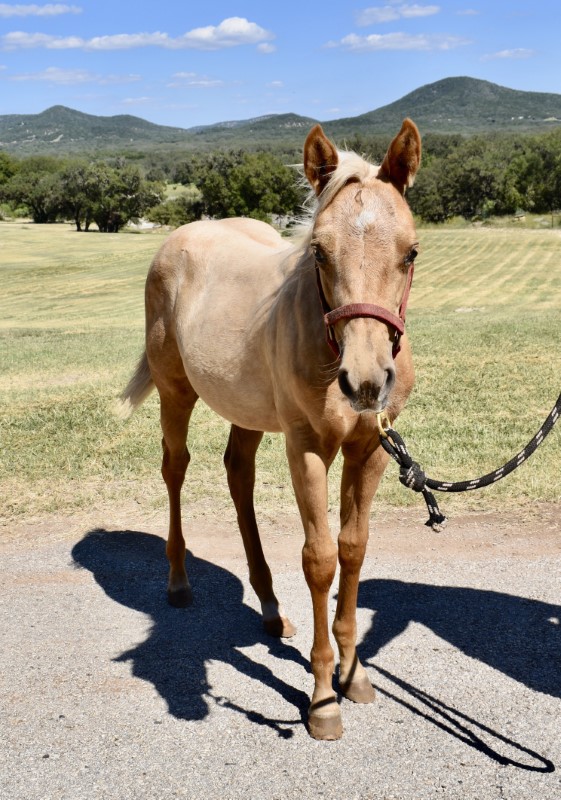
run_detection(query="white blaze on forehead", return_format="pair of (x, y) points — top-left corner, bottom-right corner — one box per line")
(354, 209), (377, 231)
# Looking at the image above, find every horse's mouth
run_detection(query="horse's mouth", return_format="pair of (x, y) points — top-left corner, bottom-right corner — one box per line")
(349, 398), (385, 415)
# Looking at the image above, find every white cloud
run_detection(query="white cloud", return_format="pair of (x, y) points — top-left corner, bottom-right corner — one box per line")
(0, 16), (274, 51)
(257, 42), (276, 53)
(180, 17), (273, 50)
(122, 96), (152, 105)
(0, 3), (81, 16)
(328, 31), (470, 51)
(482, 48), (535, 60)
(1, 31), (83, 48)
(357, 4), (440, 26)
(400, 3), (440, 17)
(457, 8), (479, 15)
(168, 71), (225, 89)
(357, 6), (399, 23)
(7, 66), (140, 84)
(267, 80), (284, 88)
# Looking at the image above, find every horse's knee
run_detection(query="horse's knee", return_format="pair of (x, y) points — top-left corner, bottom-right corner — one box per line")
(302, 540), (338, 592)
(337, 537), (367, 574)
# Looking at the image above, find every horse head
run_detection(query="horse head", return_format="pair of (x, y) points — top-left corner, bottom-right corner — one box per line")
(304, 119), (421, 413)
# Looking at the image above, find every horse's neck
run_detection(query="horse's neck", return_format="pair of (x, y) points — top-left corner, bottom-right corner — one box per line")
(273, 253), (329, 366)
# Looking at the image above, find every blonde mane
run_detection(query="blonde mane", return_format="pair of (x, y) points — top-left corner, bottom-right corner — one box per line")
(313, 149), (379, 216)
(288, 149), (380, 253)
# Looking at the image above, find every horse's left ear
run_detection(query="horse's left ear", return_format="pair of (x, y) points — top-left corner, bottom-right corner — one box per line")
(304, 124), (339, 196)
(378, 118), (421, 194)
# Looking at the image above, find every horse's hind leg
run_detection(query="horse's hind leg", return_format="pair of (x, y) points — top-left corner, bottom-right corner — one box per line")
(224, 425), (296, 637)
(159, 385), (198, 606)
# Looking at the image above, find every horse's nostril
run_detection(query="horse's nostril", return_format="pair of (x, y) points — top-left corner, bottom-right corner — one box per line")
(384, 367), (396, 395)
(338, 369), (355, 400)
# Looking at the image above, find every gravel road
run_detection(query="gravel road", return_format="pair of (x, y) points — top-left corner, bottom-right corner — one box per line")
(1, 503), (560, 800)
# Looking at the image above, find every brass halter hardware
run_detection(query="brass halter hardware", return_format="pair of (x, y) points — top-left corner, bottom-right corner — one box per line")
(376, 410), (393, 441)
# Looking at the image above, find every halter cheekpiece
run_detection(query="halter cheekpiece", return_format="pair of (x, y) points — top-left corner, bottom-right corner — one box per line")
(315, 261), (414, 360)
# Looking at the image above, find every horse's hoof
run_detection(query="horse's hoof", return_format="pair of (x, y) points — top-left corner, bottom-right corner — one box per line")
(167, 586), (193, 607)
(308, 704), (343, 741)
(340, 674), (376, 704)
(263, 616), (297, 638)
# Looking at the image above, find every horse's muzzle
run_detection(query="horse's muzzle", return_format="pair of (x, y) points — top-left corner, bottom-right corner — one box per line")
(338, 366), (396, 412)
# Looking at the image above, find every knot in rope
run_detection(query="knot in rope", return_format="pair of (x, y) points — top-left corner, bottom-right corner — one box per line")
(399, 463), (426, 493)
(377, 388), (561, 532)
(379, 426), (447, 531)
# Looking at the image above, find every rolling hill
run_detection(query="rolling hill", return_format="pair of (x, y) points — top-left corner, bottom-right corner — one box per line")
(1, 77), (561, 156)
(325, 76), (561, 137)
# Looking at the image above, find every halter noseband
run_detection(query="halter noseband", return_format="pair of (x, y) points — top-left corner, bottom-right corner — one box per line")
(315, 262), (414, 360)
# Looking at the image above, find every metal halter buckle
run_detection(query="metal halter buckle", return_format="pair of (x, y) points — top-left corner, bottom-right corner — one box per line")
(376, 410), (393, 440)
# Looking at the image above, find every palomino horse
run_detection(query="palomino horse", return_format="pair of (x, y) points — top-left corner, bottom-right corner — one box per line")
(120, 119), (421, 739)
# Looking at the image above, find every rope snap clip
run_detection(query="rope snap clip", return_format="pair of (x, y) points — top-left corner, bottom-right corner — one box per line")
(376, 410), (393, 442)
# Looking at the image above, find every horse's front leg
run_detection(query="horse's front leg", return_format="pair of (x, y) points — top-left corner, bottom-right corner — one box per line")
(333, 440), (389, 703)
(286, 433), (340, 740)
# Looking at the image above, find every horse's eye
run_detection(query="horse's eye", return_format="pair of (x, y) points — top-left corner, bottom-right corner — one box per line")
(312, 244), (327, 265)
(405, 248), (418, 266)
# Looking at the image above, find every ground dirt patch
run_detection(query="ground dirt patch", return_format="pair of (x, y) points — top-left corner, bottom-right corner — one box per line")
(2, 496), (559, 567)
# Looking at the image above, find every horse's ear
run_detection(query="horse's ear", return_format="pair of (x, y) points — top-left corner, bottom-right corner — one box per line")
(304, 124), (339, 196)
(378, 118), (421, 194)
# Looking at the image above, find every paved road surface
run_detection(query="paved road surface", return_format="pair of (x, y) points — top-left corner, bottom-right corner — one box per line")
(1, 504), (560, 799)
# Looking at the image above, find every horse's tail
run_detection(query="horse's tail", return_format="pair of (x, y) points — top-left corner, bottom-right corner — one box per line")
(116, 350), (154, 419)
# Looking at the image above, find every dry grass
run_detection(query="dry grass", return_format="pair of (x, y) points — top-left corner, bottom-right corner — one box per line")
(0, 221), (168, 330)
(1, 221), (561, 522)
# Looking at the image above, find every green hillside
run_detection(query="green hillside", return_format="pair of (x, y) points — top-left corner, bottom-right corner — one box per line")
(0, 105), (193, 154)
(325, 76), (561, 137)
(1, 77), (561, 156)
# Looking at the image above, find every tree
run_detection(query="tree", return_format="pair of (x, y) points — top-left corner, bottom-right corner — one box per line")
(410, 135), (519, 222)
(408, 163), (449, 223)
(58, 160), (100, 231)
(88, 164), (163, 232)
(0, 152), (19, 186)
(229, 152), (303, 221)
(147, 185), (203, 227)
(193, 150), (304, 222)
(195, 151), (244, 218)
(3, 156), (63, 223)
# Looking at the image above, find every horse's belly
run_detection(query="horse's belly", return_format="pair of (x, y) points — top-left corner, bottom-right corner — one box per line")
(197, 386), (283, 433)
(180, 324), (282, 433)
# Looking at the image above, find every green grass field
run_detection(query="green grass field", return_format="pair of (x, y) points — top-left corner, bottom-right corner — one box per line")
(1, 220), (561, 521)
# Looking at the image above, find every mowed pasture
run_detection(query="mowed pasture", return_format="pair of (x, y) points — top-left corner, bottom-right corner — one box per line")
(1, 220), (561, 522)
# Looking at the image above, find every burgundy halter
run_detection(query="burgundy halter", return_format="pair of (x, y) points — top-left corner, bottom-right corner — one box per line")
(315, 262), (414, 360)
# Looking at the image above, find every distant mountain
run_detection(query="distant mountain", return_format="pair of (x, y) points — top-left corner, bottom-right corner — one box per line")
(0, 105), (193, 153)
(1, 77), (561, 156)
(187, 112), (319, 148)
(324, 76), (561, 137)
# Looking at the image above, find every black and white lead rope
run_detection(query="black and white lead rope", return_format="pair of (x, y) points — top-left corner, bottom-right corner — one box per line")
(377, 391), (561, 531)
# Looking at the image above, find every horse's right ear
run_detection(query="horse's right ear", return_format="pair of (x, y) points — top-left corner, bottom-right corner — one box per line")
(304, 124), (339, 196)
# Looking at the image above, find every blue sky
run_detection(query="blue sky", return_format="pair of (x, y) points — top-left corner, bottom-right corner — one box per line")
(0, 1), (559, 128)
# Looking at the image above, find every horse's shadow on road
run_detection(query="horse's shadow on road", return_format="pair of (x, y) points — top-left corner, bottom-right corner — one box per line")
(355, 578), (560, 772)
(72, 529), (559, 768)
(71, 529), (309, 739)
(357, 578), (561, 700)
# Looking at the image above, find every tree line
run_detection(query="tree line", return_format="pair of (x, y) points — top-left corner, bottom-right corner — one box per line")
(409, 129), (561, 222)
(1, 127), (560, 230)
(0, 150), (304, 231)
